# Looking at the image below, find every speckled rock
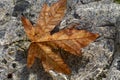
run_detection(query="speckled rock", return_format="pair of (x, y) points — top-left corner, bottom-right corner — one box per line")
(0, 0), (120, 80)
(106, 16), (120, 80)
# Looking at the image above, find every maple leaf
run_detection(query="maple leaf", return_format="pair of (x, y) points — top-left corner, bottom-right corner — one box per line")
(21, 0), (99, 74)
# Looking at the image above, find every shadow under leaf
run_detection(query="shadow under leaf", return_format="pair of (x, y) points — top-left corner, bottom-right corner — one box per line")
(15, 46), (90, 80)
(20, 58), (53, 80)
(59, 49), (90, 74)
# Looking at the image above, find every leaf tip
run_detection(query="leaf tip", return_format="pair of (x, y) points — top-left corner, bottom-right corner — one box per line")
(95, 33), (100, 38)
(64, 68), (71, 75)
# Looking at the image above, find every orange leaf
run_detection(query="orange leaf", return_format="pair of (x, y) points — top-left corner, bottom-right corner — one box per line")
(35, 0), (67, 33)
(21, 16), (35, 40)
(27, 43), (42, 68)
(21, 0), (99, 74)
(37, 43), (71, 74)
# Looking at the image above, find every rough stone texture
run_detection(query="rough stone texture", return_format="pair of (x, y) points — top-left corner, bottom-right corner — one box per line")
(106, 16), (120, 80)
(0, 0), (120, 80)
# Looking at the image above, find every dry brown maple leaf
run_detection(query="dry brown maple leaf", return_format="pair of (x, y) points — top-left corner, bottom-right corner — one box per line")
(21, 0), (99, 74)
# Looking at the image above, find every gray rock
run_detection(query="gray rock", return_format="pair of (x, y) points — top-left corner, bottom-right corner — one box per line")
(12, 0), (31, 17)
(106, 16), (120, 80)
(0, 0), (120, 80)
(75, 2), (120, 27)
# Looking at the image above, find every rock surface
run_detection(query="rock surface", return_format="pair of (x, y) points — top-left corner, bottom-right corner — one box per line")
(0, 0), (120, 80)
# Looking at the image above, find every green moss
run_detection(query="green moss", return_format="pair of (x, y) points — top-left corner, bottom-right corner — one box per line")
(114, 0), (120, 4)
